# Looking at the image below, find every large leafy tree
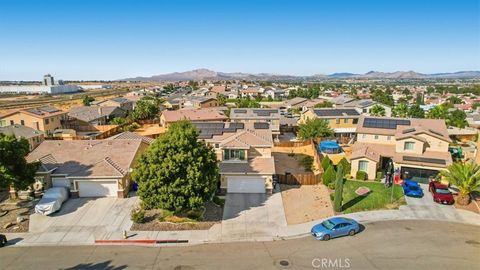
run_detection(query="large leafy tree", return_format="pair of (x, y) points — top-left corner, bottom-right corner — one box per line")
(408, 104), (425, 118)
(132, 121), (218, 212)
(298, 118), (334, 140)
(82, 95), (95, 106)
(427, 105), (448, 119)
(441, 162), (480, 205)
(369, 104), (386, 116)
(447, 109), (468, 128)
(392, 103), (408, 118)
(131, 99), (159, 120)
(0, 134), (39, 192)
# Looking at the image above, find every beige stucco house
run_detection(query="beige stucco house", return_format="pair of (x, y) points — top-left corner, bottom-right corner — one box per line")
(300, 108), (360, 140)
(230, 108), (280, 136)
(351, 115), (453, 183)
(0, 106), (67, 136)
(193, 122), (275, 194)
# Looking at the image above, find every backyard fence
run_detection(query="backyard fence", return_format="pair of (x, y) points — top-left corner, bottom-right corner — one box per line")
(273, 140), (311, 148)
(276, 173), (322, 185)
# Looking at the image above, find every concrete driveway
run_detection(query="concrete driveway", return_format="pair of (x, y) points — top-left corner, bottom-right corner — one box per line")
(23, 196), (138, 245)
(221, 193), (287, 241)
(403, 183), (462, 220)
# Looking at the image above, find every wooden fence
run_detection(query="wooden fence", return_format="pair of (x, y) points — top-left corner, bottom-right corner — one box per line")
(276, 173), (322, 185)
(273, 140), (311, 148)
(311, 139), (324, 174)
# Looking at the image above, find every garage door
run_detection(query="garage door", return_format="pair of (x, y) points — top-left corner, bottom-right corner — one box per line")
(227, 176), (265, 193)
(52, 178), (71, 189)
(78, 181), (118, 197)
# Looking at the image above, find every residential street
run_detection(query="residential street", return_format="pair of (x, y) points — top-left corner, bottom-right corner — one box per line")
(1, 220), (479, 270)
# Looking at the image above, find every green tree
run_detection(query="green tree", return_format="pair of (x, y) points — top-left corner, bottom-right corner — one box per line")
(0, 134), (39, 192)
(446, 96), (463, 105)
(322, 166), (336, 186)
(369, 104), (386, 116)
(132, 121), (218, 212)
(82, 95), (95, 106)
(447, 109), (468, 128)
(131, 99), (159, 120)
(321, 155), (332, 171)
(111, 117), (128, 125)
(427, 105), (448, 119)
(440, 162), (480, 205)
(217, 94), (226, 106)
(333, 165), (344, 212)
(392, 103), (408, 118)
(338, 157), (351, 176)
(297, 118), (334, 140)
(314, 101), (333, 108)
(408, 104), (425, 118)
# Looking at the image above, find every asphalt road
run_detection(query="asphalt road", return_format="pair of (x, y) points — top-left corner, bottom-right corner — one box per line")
(1, 220), (479, 270)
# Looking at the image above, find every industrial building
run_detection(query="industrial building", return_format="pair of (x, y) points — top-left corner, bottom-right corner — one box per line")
(0, 74), (79, 94)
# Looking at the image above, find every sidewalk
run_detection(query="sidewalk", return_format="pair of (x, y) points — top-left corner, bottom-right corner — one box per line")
(5, 203), (480, 247)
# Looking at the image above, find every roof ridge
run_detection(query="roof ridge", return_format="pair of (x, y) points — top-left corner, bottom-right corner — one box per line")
(104, 156), (127, 176)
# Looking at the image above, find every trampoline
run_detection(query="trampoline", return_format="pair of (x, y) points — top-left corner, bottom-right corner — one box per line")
(319, 140), (341, 154)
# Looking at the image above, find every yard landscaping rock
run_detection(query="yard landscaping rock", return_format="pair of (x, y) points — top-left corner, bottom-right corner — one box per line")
(3, 222), (13, 229)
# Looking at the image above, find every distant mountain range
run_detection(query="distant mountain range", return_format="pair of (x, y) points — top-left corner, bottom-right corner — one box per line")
(121, 69), (480, 81)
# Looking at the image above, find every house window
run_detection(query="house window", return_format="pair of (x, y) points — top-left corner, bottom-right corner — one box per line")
(20, 120), (25, 125)
(358, 160), (369, 172)
(336, 118), (340, 124)
(353, 119), (358, 124)
(344, 118), (348, 123)
(362, 134), (367, 139)
(404, 141), (415, 150)
(215, 143), (219, 149)
(223, 149), (245, 160)
(45, 119), (49, 125)
(10, 120), (14, 125)
(387, 136), (391, 141)
(374, 135), (379, 140)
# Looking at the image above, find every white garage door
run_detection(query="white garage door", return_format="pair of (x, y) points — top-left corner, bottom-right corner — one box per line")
(227, 176), (265, 193)
(52, 178), (71, 189)
(78, 181), (118, 197)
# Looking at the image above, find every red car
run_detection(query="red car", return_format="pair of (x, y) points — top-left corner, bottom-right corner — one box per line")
(429, 181), (454, 205)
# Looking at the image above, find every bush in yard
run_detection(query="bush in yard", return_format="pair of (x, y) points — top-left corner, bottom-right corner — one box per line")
(321, 155), (332, 171)
(132, 120), (219, 212)
(212, 196), (225, 207)
(338, 157), (351, 176)
(327, 182), (336, 190)
(356, 171), (368, 181)
(333, 165), (344, 212)
(131, 207), (145, 223)
(375, 171), (383, 181)
(322, 166), (336, 186)
(297, 118), (334, 140)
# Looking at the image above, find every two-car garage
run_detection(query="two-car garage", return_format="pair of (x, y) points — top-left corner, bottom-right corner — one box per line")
(51, 177), (119, 198)
(226, 176), (266, 193)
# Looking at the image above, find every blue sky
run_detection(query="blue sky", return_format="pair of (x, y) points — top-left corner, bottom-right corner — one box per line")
(0, 0), (479, 80)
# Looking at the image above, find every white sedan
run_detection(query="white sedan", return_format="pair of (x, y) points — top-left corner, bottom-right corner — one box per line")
(35, 187), (69, 215)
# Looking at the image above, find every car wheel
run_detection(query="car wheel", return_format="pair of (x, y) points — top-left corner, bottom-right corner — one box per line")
(323, 234), (330, 241)
(348, 229), (356, 236)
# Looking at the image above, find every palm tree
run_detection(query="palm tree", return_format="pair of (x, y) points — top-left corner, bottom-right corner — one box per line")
(369, 104), (386, 116)
(441, 162), (480, 205)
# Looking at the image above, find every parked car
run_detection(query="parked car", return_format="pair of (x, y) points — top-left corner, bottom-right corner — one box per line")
(0, 234), (7, 247)
(35, 187), (69, 215)
(402, 179), (424, 197)
(429, 181), (454, 205)
(311, 217), (360, 241)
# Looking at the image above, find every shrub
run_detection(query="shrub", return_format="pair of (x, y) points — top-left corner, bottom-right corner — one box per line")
(212, 196), (225, 207)
(300, 156), (314, 172)
(375, 171), (383, 182)
(322, 166), (336, 186)
(157, 209), (174, 222)
(321, 156), (332, 171)
(327, 182), (336, 190)
(333, 165), (344, 212)
(356, 171), (368, 181)
(185, 208), (203, 220)
(131, 207), (145, 224)
(329, 193), (335, 201)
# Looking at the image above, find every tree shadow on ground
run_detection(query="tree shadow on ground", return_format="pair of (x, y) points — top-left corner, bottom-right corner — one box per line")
(341, 191), (371, 212)
(63, 260), (127, 270)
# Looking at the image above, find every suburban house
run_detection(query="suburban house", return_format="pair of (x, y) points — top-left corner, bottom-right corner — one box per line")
(229, 108), (280, 136)
(163, 97), (183, 110)
(0, 106), (67, 136)
(182, 96), (218, 109)
(193, 122), (275, 194)
(263, 88), (286, 100)
(66, 106), (127, 128)
(26, 138), (148, 198)
(338, 99), (392, 117)
(330, 94), (356, 106)
(301, 99), (328, 112)
(284, 97), (308, 110)
(351, 115), (453, 183)
(94, 97), (135, 113)
(0, 124), (44, 151)
(160, 108), (228, 128)
(240, 87), (262, 98)
(300, 108), (360, 140)
(205, 85), (227, 96)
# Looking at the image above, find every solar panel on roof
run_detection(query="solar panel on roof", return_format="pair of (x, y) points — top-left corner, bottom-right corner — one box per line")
(254, 122), (270, 129)
(363, 118), (411, 129)
(25, 108), (45, 115)
(314, 109), (360, 117)
(403, 156), (446, 165)
(38, 106), (60, 113)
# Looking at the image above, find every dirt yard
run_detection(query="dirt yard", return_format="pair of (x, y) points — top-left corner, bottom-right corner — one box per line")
(280, 184), (334, 225)
(453, 195), (480, 214)
(0, 195), (36, 233)
(273, 152), (314, 174)
(131, 201), (223, 231)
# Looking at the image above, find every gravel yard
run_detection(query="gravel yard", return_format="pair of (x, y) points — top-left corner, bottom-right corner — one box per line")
(280, 184), (334, 225)
(0, 195), (36, 233)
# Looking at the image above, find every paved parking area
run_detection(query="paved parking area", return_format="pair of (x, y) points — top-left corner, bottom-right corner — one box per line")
(221, 193), (287, 241)
(20, 196), (138, 245)
(403, 184), (461, 220)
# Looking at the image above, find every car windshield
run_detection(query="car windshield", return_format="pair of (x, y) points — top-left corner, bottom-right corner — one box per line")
(435, 188), (450, 194)
(321, 220), (335, 230)
(409, 185), (419, 190)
